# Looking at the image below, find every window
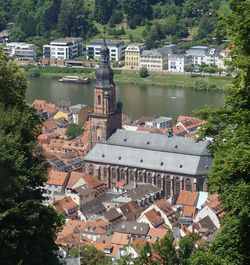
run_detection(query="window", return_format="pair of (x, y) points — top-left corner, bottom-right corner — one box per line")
(120, 169), (126, 180)
(185, 178), (192, 191)
(156, 174), (161, 188)
(175, 177), (180, 194)
(138, 172), (144, 182)
(148, 173), (152, 184)
(103, 168), (107, 178)
(165, 176), (171, 197)
(98, 95), (101, 105)
(130, 170), (135, 181)
(89, 164), (94, 175)
(112, 168), (117, 180)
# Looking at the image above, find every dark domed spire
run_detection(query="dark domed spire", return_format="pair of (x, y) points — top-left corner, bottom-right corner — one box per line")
(95, 39), (115, 88)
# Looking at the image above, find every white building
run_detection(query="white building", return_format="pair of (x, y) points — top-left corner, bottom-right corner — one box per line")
(86, 39), (126, 61)
(186, 46), (208, 66)
(3, 42), (36, 60)
(140, 49), (168, 71)
(43, 38), (83, 60)
(145, 116), (172, 129)
(168, 54), (192, 72)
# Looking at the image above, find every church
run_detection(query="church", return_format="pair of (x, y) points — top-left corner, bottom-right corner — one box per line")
(84, 40), (211, 201)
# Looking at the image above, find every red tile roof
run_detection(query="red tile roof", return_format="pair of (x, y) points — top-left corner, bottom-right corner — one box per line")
(183, 205), (196, 218)
(53, 196), (78, 214)
(144, 209), (164, 227)
(176, 191), (199, 206)
(66, 172), (84, 189)
(47, 170), (69, 186)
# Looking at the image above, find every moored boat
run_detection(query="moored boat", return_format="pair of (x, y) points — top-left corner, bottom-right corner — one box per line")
(58, 76), (90, 84)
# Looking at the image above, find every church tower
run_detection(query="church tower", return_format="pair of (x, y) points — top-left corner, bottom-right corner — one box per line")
(89, 40), (122, 147)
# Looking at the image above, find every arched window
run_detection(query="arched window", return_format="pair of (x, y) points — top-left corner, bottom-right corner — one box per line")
(88, 164), (94, 175)
(185, 178), (192, 191)
(112, 168), (117, 180)
(175, 177), (180, 195)
(156, 174), (162, 188)
(148, 173), (152, 184)
(130, 171), (135, 181)
(138, 172), (144, 182)
(165, 176), (171, 197)
(103, 167), (107, 178)
(97, 95), (101, 105)
(120, 169), (126, 180)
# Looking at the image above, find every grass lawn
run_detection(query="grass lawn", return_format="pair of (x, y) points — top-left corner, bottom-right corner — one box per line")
(113, 72), (233, 90)
(37, 69), (232, 90)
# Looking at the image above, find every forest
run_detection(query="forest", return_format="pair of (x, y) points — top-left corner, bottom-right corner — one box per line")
(0, 0), (229, 53)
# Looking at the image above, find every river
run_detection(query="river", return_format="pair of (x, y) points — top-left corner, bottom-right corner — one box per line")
(26, 77), (225, 120)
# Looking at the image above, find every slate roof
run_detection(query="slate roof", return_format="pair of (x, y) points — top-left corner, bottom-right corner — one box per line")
(106, 130), (210, 155)
(141, 49), (162, 58)
(126, 184), (161, 201)
(103, 208), (122, 222)
(85, 130), (211, 176)
(115, 221), (149, 236)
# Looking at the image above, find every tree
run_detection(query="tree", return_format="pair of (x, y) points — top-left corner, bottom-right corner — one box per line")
(67, 124), (84, 140)
(134, 241), (158, 265)
(193, 0), (250, 264)
(154, 231), (178, 265)
(184, 64), (195, 74)
(0, 50), (64, 264)
(139, 67), (149, 78)
(71, 245), (112, 265)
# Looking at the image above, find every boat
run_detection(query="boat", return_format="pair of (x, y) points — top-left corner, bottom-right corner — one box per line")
(58, 76), (90, 84)
(170, 96), (177, 99)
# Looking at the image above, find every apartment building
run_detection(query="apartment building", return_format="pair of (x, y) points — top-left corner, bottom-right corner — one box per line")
(86, 39), (126, 61)
(3, 42), (36, 60)
(186, 46), (208, 66)
(168, 54), (192, 72)
(43, 38), (83, 60)
(140, 49), (168, 71)
(124, 43), (145, 70)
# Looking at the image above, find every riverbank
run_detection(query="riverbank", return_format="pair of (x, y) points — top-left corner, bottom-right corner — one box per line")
(24, 66), (233, 90)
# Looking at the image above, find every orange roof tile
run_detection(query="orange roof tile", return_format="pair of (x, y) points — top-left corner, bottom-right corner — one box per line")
(53, 196), (78, 213)
(144, 209), (164, 227)
(147, 228), (168, 243)
(66, 172), (84, 189)
(47, 170), (69, 186)
(43, 119), (58, 131)
(176, 191), (199, 206)
(82, 174), (105, 189)
(111, 232), (131, 246)
(183, 205), (196, 218)
(32, 99), (57, 114)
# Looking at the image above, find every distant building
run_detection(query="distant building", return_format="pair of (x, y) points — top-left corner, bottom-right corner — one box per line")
(140, 49), (168, 71)
(86, 39), (126, 61)
(145, 116), (172, 129)
(3, 42), (36, 61)
(168, 54), (192, 72)
(186, 46), (208, 66)
(43, 38), (83, 60)
(124, 43), (145, 70)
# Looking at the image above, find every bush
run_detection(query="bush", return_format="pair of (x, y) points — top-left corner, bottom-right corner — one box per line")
(194, 78), (218, 91)
(66, 124), (84, 140)
(27, 67), (41, 78)
(139, 67), (149, 78)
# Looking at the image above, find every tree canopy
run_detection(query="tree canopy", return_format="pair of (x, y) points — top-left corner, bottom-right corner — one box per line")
(0, 49), (64, 265)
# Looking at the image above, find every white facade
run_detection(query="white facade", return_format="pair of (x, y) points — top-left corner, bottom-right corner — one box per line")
(43, 38), (83, 60)
(145, 116), (172, 129)
(168, 54), (192, 72)
(87, 40), (126, 61)
(140, 49), (168, 71)
(194, 205), (221, 229)
(3, 42), (36, 60)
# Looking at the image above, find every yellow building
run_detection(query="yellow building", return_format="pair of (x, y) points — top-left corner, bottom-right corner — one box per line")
(124, 43), (145, 70)
(53, 109), (70, 121)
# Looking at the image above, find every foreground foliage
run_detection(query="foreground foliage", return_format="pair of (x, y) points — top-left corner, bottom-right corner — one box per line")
(0, 50), (64, 264)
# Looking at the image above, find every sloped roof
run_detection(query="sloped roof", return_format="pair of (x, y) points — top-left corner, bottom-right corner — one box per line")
(176, 191), (199, 206)
(66, 172), (84, 189)
(47, 170), (69, 186)
(115, 221), (149, 236)
(183, 205), (196, 218)
(111, 232), (131, 245)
